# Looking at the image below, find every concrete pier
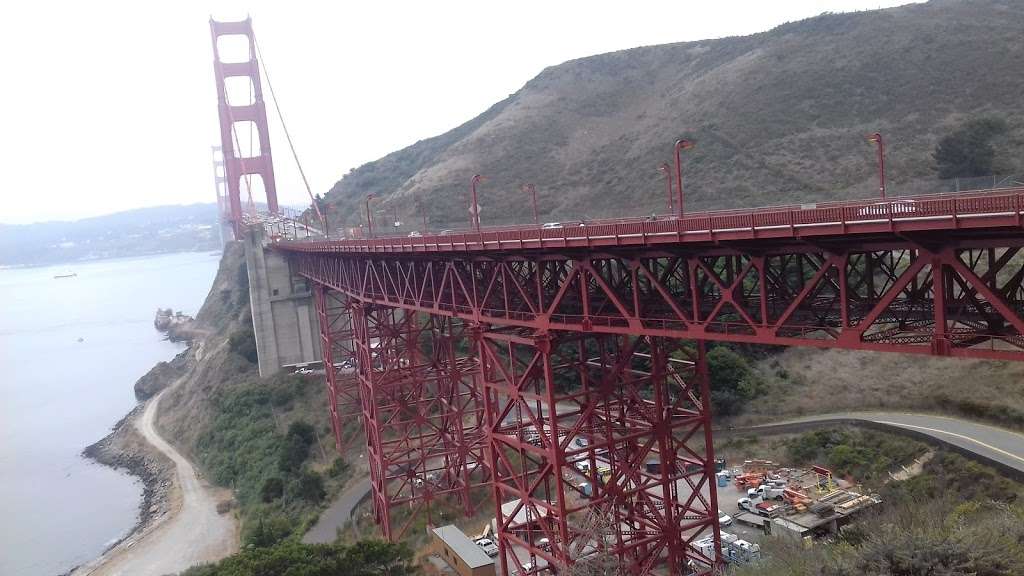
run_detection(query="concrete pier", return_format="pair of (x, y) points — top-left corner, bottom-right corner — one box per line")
(244, 228), (321, 376)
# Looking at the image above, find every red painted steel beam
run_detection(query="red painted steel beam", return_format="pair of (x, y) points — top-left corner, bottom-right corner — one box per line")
(478, 328), (722, 575)
(289, 241), (1024, 362)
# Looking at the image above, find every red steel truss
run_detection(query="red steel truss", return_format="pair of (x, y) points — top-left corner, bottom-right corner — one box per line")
(348, 302), (490, 540)
(478, 329), (721, 575)
(282, 211), (1024, 574)
(314, 285), (360, 450)
(288, 240), (1024, 362)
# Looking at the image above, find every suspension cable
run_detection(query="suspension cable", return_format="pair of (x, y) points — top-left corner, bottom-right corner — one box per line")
(253, 32), (326, 231)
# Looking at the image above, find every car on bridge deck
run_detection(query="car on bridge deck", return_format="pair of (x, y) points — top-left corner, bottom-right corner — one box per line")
(856, 199), (917, 217)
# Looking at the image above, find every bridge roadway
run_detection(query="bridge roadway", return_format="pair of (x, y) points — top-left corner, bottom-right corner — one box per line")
(280, 187), (1024, 254)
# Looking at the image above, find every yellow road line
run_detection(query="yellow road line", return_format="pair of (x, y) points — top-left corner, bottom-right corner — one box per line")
(874, 420), (1024, 466)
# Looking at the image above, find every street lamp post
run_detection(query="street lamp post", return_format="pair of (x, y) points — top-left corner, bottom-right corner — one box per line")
(365, 193), (376, 238)
(658, 163), (674, 214)
(470, 175), (484, 232)
(673, 139), (695, 217)
(868, 132), (886, 199)
(522, 184), (538, 225)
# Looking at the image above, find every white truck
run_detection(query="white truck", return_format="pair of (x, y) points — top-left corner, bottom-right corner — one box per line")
(748, 483), (786, 501)
(474, 537), (499, 557)
(694, 531), (761, 565)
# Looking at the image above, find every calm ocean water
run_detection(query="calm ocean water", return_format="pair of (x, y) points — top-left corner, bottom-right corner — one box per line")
(0, 251), (221, 576)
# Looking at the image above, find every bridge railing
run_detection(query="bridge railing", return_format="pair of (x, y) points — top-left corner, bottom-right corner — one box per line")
(276, 186), (1024, 252)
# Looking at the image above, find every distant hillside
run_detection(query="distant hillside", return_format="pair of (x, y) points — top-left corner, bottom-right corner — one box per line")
(323, 0), (1024, 231)
(0, 204), (221, 267)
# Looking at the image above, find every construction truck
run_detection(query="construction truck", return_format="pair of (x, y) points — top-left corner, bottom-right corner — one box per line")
(738, 498), (781, 518)
(694, 531), (762, 565)
(750, 483), (786, 501)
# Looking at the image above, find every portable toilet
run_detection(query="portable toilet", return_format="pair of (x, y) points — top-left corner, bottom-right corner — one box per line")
(717, 472), (729, 487)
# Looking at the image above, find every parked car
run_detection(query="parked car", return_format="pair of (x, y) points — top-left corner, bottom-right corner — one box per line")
(474, 537), (499, 557)
(408, 230), (422, 237)
(541, 222), (563, 229)
(718, 510), (733, 526)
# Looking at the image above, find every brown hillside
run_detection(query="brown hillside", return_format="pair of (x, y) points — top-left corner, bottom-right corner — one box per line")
(323, 0), (1023, 231)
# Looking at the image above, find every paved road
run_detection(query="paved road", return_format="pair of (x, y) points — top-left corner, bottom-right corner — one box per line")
(75, 383), (238, 575)
(303, 477), (372, 543)
(730, 412), (1024, 478)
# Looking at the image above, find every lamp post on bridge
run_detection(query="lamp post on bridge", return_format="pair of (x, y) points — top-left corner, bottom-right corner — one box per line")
(470, 175), (485, 233)
(658, 163), (674, 214)
(868, 132), (886, 199)
(365, 193), (376, 238)
(673, 138), (695, 218)
(522, 183), (538, 225)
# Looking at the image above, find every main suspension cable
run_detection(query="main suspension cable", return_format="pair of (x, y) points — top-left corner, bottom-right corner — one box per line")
(253, 32), (326, 231)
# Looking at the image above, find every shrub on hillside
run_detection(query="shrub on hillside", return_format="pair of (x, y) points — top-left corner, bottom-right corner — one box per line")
(228, 327), (258, 364)
(785, 428), (925, 482)
(933, 116), (1009, 179)
(182, 540), (416, 576)
(288, 469), (327, 503)
(260, 477), (284, 503)
(707, 346), (762, 416)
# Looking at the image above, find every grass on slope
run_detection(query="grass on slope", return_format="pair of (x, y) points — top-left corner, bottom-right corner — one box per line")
(319, 0), (1024, 233)
(741, 347), (1024, 430)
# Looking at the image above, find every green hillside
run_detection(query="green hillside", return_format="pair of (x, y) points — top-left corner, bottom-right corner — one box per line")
(322, 0), (1023, 232)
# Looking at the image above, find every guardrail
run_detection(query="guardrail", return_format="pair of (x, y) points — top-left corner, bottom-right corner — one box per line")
(276, 186), (1024, 253)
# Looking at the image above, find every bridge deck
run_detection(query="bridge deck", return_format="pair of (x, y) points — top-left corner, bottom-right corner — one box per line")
(278, 188), (1024, 255)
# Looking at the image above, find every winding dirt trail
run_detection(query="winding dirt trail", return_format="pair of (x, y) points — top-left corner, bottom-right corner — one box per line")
(74, 382), (238, 575)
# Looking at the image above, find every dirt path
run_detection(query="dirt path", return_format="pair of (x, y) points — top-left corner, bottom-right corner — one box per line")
(73, 384), (238, 576)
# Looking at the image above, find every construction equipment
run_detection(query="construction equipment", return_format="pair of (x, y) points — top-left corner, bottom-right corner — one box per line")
(812, 465), (837, 494)
(734, 472), (765, 489)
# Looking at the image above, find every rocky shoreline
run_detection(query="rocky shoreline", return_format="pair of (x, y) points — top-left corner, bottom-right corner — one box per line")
(77, 403), (175, 557)
(70, 356), (186, 575)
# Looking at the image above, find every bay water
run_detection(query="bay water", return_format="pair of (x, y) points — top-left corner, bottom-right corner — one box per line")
(0, 251), (221, 576)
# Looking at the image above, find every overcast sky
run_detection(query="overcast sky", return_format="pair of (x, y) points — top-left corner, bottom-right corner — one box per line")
(0, 1), (919, 224)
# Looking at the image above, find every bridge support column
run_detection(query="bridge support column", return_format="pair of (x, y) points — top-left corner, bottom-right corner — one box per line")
(479, 328), (722, 575)
(314, 285), (360, 450)
(352, 303), (489, 540)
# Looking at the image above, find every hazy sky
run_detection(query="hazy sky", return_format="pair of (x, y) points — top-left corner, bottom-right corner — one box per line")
(0, 1), (919, 224)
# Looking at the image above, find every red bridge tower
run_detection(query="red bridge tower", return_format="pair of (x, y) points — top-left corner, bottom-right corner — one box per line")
(210, 18), (279, 239)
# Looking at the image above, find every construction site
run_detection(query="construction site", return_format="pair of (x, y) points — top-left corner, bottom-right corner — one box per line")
(414, 453), (883, 575)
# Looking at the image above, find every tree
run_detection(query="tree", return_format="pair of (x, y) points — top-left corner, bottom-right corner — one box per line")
(706, 346), (755, 416)
(260, 476), (284, 503)
(289, 469), (326, 503)
(933, 117), (1008, 179)
(278, 420), (316, 473)
(228, 327), (259, 364)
